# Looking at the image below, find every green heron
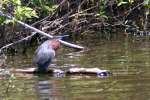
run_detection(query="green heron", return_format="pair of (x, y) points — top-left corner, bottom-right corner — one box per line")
(33, 39), (60, 72)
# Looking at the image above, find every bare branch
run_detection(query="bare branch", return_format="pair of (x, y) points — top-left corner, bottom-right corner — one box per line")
(0, 32), (37, 52)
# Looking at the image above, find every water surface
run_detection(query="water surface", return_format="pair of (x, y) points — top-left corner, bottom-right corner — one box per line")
(0, 36), (150, 100)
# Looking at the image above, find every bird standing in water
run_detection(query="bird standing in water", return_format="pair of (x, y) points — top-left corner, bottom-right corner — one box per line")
(33, 39), (60, 72)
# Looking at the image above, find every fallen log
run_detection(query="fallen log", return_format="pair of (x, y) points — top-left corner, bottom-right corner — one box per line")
(0, 67), (111, 77)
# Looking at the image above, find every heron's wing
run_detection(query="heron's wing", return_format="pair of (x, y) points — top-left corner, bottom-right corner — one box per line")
(33, 45), (55, 66)
(33, 41), (49, 56)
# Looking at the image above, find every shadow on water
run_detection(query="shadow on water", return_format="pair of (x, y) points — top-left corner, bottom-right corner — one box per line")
(0, 35), (150, 100)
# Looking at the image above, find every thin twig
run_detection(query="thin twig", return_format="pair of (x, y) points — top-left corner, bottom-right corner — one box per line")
(43, 6), (97, 28)
(31, 0), (67, 26)
(0, 32), (37, 52)
(112, 2), (144, 20)
(40, 6), (97, 34)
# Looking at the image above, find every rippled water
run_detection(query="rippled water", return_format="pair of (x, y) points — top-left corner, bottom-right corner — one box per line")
(0, 36), (150, 100)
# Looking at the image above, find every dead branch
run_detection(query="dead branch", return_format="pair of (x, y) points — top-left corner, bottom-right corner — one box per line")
(0, 32), (37, 52)
(0, 11), (84, 50)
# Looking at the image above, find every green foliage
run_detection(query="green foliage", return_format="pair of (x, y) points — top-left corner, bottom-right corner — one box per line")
(117, 0), (134, 6)
(116, 0), (150, 16)
(96, 11), (108, 18)
(14, 6), (38, 20)
(97, 1), (107, 18)
(144, 0), (150, 5)
(144, 0), (150, 8)
(97, 0), (136, 18)
(143, 0), (150, 16)
(11, 0), (21, 5)
(0, 0), (58, 25)
(117, 1), (128, 6)
(29, 0), (58, 16)
(0, 0), (38, 24)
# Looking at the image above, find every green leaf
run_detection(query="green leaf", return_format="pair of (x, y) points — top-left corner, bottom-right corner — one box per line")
(52, 5), (58, 9)
(3, 19), (15, 24)
(14, 6), (38, 20)
(11, 0), (21, 5)
(146, 10), (149, 15)
(144, 0), (150, 8)
(96, 11), (108, 19)
(144, 0), (150, 5)
(44, 5), (50, 10)
(128, 0), (134, 3)
(117, 2), (128, 6)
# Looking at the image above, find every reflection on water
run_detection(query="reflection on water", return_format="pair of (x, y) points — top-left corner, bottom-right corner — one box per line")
(0, 36), (150, 100)
(35, 76), (65, 100)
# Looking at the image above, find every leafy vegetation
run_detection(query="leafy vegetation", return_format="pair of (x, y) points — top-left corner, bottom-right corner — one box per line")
(0, 0), (59, 24)
(0, 0), (150, 48)
(0, 0), (38, 24)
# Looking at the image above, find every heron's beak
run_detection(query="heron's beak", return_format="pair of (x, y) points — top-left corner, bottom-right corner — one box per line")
(53, 35), (69, 40)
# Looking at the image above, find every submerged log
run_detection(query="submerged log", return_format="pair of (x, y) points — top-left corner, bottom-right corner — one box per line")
(0, 67), (111, 77)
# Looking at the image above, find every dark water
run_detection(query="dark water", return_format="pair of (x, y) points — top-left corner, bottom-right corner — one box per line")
(0, 36), (150, 100)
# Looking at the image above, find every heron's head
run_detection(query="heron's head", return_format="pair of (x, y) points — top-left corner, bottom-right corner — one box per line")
(48, 39), (60, 50)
